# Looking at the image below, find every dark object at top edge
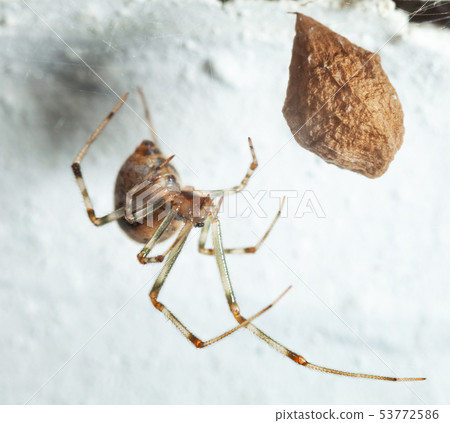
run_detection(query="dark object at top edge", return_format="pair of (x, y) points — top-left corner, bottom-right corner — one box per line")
(394, 0), (449, 28)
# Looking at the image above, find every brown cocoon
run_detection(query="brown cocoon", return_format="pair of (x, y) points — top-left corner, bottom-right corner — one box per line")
(282, 13), (404, 178)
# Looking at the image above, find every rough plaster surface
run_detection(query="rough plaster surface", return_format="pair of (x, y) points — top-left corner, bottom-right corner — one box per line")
(0, 0), (449, 404)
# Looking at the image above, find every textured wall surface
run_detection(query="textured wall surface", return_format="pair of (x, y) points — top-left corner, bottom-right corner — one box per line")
(0, 0), (449, 404)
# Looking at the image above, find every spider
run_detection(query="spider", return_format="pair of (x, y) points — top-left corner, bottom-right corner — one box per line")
(72, 90), (424, 382)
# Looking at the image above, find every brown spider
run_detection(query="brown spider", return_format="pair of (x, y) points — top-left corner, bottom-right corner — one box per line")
(72, 90), (424, 382)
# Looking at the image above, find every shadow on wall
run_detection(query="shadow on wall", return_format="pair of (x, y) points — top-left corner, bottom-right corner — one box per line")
(27, 42), (113, 148)
(22, 33), (136, 163)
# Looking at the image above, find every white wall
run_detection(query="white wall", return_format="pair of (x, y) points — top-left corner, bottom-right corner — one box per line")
(1, 0), (449, 404)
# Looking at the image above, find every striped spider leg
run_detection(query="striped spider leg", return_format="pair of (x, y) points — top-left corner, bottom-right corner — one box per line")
(71, 93), (177, 229)
(205, 198), (424, 381)
(198, 197), (286, 256)
(141, 212), (291, 349)
(71, 93), (129, 227)
(205, 137), (258, 199)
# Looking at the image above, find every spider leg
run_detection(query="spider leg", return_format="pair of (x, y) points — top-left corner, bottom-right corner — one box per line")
(206, 137), (258, 198)
(137, 87), (159, 146)
(137, 209), (177, 264)
(198, 197), (285, 256)
(72, 93), (128, 226)
(210, 215), (424, 381)
(149, 223), (290, 348)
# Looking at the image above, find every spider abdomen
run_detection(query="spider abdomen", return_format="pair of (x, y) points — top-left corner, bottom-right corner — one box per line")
(114, 140), (182, 244)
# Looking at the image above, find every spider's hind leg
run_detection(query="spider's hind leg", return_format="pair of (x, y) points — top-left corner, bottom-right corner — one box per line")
(209, 214), (424, 382)
(72, 93), (128, 226)
(137, 87), (160, 146)
(207, 137), (258, 198)
(137, 209), (180, 264)
(148, 222), (290, 348)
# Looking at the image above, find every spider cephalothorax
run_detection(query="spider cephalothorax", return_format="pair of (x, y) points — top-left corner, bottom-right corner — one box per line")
(71, 90), (424, 382)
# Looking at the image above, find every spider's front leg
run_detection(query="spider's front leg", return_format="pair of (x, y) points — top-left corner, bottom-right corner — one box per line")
(209, 212), (425, 382)
(147, 222), (290, 348)
(206, 137), (258, 198)
(137, 87), (159, 145)
(198, 197), (285, 256)
(72, 93), (128, 226)
(136, 209), (178, 264)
